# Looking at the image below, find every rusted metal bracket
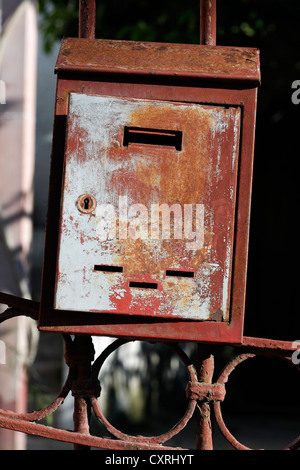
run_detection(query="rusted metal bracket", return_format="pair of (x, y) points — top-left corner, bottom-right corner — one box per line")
(186, 381), (226, 403)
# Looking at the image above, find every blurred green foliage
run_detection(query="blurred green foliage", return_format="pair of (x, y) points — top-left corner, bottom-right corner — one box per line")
(38, 0), (200, 51)
(37, 0), (298, 54)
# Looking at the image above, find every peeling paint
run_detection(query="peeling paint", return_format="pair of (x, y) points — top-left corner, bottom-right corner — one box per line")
(54, 93), (241, 321)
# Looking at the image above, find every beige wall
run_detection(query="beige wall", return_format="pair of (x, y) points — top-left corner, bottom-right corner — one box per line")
(0, 0), (37, 450)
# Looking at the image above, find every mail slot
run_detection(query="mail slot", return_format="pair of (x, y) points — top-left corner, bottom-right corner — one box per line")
(38, 38), (260, 344)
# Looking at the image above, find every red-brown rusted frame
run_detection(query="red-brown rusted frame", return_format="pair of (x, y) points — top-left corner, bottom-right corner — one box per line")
(38, 40), (259, 345)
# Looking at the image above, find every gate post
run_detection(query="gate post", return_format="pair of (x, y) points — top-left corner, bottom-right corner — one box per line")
(196, 346), (214, 450)
(200, 0), (217, 45)
(79, 0), (96, 39)
(65, 335), (99, 450)
(196, 1), (217, 450)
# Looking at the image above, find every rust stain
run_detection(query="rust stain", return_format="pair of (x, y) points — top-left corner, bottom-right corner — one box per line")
(119, 103), (213, 204)
(66, 123), (89, 164)
(209, 309), (224, 322)
(106, 102), (218, 290)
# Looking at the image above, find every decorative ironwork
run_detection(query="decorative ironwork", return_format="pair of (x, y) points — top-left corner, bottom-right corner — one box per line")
(0, 294), (299, 450)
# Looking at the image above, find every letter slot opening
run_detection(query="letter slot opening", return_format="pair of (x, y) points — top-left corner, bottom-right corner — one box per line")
(123, 127), (182, 151)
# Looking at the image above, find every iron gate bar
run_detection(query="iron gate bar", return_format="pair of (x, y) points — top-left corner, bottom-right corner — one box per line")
(0, 412), (185, 451)
(200, 0), (217, 46)
(242, 336), (297, 351)
(79, 0), (96, 39)
(195, 348), (214, 450)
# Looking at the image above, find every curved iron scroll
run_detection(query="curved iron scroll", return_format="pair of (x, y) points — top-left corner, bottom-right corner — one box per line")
(0, 293), (299, 450)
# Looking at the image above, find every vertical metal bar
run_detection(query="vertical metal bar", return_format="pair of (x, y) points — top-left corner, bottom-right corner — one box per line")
(79, 0), (96, 39)
(196, 346), (214, 450)
(71, 336), (94, 450)
(73, 397), (91, 450)
(198, 1), (215, 448)
(200, 0), (217, 45)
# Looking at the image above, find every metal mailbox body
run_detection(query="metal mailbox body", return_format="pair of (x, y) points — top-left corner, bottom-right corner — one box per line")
(38, 38), (260, 344)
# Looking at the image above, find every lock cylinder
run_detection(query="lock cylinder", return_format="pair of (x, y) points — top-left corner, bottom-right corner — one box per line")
(77, 194), (97, 214)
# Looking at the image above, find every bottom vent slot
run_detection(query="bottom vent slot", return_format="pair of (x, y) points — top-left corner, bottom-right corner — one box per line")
(129, 281), (158, 289)
(166, 270), (194, 278)
(94, 265), (123, 273)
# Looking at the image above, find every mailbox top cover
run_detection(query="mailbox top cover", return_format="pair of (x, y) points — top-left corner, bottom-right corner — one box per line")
(55, 38), (260, 85)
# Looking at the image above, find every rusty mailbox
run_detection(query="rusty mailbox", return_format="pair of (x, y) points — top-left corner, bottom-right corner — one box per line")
(38, 38), (260, 344)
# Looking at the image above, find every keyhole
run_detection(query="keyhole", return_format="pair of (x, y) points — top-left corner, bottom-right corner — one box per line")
(77, 194), (96, 213)
(84, 198), (90, 210)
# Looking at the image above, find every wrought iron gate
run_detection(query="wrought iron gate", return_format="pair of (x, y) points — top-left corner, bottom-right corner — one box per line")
(0, 298), (299, 450)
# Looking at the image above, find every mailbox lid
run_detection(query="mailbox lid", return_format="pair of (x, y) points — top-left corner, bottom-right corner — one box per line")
(55, 38), (260, 84)
(54, 93), (241, 321)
